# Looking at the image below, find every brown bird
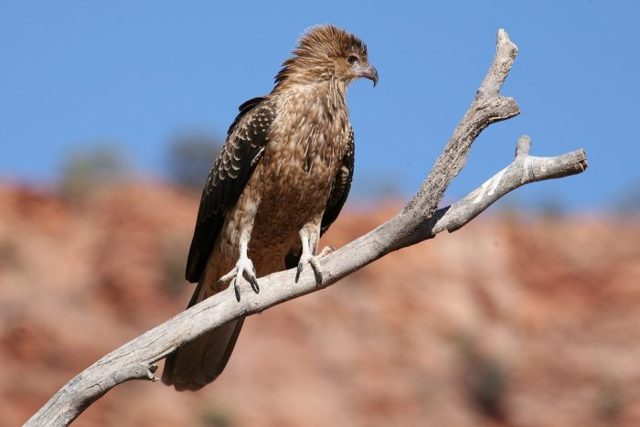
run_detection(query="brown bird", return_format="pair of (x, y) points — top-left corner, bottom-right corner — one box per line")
(162, 25), (378, 391)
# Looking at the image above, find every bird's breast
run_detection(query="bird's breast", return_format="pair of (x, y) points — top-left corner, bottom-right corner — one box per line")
(255, 120), (344, 221)
(220, 89), (351, 274)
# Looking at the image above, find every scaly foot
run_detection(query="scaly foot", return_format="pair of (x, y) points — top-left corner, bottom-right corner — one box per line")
(295, 246), (334, 285)
(218, 255), (260, 301)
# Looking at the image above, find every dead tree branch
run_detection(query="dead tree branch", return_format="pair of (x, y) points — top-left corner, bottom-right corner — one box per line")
(25, 29), (587, 426)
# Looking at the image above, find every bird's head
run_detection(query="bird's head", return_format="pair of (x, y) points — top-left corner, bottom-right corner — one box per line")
(274, 25), (378, 91)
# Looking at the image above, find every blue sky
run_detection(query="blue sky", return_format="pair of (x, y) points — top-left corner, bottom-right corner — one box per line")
(1, 1), (638, 211)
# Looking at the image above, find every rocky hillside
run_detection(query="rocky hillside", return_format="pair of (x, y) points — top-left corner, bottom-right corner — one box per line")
(1, 183), (639, 427)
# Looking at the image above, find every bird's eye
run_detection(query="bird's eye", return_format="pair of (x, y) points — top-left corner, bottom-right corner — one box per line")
(347, 55), (359, 65)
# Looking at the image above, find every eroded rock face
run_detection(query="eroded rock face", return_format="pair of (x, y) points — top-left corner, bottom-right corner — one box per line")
(2, 183), (639, 427)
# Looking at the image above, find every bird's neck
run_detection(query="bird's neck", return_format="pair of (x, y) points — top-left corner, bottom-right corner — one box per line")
(272, 78), (348, 108)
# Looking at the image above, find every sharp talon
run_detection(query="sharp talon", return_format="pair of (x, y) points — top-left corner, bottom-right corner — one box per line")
(248, 274), (260, 294)
(296, 262), (304, 282)
(234, 282), (241, 302)
(242, 268), (260, 294)
(309, 258), (323, 285)
(313, 269), (322, 285)
(295, 256), (323, 285)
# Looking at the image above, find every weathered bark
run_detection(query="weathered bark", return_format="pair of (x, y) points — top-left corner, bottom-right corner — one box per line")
(25, 29), (587, 426)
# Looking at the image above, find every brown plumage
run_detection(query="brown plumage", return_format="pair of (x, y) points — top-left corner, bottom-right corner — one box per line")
(162, 25), (377, 391)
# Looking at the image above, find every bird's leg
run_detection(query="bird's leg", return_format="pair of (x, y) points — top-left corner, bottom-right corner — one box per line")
(218, 233), (260, 302)
(295, 222), (327, 285)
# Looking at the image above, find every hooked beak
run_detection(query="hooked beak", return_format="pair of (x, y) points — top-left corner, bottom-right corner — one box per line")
(356, 64), (379, 87)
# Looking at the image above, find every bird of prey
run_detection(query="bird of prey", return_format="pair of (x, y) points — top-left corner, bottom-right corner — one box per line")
(162, 25), (378, 391)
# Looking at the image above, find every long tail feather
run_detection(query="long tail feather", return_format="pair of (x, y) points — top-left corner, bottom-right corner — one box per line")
(161, 280), (244, 391)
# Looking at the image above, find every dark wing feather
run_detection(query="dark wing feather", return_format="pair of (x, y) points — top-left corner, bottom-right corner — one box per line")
(320, 127), (355, 235)
(284, 127), (355, 269)
(185, 96), (275, 282)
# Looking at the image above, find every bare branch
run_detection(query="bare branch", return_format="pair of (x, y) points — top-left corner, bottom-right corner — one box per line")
(404, 28), (519, 221)
(24, 29), (588, 427)
(432, 135), (588, 234)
